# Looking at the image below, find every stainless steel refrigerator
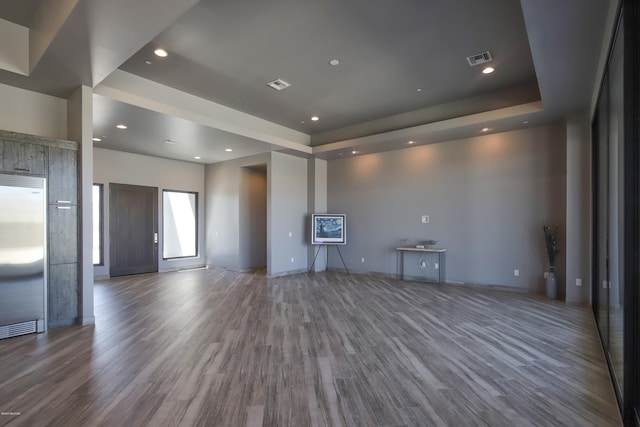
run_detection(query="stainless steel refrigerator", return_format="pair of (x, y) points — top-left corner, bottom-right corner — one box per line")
(0, 173), (46, 339)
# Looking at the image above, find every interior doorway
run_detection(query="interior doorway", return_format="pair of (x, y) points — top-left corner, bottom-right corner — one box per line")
(109, 183), (158, 277)
(241, 165), (267, 271)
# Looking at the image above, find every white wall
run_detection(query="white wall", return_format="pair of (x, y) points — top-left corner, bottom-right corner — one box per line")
(93, 147), (206, 276)
(0, 82), (66, 139)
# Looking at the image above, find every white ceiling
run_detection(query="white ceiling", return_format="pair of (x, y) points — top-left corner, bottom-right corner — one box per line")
(0, 0), (617, 163)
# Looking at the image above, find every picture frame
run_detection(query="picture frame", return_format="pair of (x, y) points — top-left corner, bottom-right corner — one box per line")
(311, 214), (346, 245)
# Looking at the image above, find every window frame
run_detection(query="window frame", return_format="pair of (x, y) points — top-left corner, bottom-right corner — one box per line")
(93, 183), (104, 266)
(161, 189), (199, 260)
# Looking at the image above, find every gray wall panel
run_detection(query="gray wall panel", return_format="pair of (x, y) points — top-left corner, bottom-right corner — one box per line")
(327, 124), (567, 292)
(240, 167), (267, 270)
(205, 153), (269, 271)
(268, 152), (308, 275)
(94, 148), (206, 276)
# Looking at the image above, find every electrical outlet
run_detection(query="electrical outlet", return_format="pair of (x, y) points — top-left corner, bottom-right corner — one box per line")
(421, 261), (426, 268)
(291, 257), (294, 263)
(514, 269), (519, 277)
(421, 215), (429, 224)
(576, 278), (582, 287)
(288, 231), (292, 237)
(361, 257), (365, 263)
(435, 263), (439, 269)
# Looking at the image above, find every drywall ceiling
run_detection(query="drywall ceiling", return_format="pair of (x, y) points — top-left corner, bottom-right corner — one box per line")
(0, 0), (617, 163)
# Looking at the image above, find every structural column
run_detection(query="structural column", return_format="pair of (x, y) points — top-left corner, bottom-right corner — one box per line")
(307, 158), (328, 272)
(67, 86), (94, 325)
(565, 113), (591, 304)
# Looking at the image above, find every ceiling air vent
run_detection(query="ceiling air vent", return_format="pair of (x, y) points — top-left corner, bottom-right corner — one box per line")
(466, 51), (493, 66)
(267, 78), (291, 91)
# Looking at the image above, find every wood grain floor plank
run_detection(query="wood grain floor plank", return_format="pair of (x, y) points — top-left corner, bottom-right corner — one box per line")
(0, 269), (622, 426)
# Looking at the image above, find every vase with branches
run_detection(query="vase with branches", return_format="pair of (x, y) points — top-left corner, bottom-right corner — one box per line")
(543, 224), (560, 273)
(543, 224), (560, 299)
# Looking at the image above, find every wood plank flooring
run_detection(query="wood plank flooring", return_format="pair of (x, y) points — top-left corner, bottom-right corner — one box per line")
(0, 269), (622, 426)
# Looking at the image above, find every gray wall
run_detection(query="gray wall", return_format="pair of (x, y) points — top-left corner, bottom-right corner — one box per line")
(268, 152), (308, 275)
(565, 113), (591, 304)
(93, 148), (206, 276)
(206, 151), (308, 276)
(240, 166), (267, 269)
(327, 123), (567, 293)
(307, 158), (328, 272)
(68, 86), (94, 325)
(205, 153), (269, 271)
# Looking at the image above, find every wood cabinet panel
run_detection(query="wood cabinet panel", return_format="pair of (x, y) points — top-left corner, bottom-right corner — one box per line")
(48, 263), (78, 328)
(0, 131), (80, 330)
(48, 147), (78, 204)
(49, 204), (78, 265)
(0, 139), (46, 175)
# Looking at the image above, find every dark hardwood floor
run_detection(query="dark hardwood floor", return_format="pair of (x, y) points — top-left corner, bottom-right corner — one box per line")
(0, 269), (622, 426)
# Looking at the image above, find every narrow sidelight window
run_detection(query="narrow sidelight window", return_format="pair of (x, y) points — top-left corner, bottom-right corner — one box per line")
(93, 184), (103, 265)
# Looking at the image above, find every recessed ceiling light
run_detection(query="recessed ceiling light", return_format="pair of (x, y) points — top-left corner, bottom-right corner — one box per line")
(408, 140), (415, 144)
(416, 88), (423, 92)
(481, 127), (490, 132)
(92, 137), (102, 142)
(482, 66), (495, 74)
(351, 150), (359, 155)
(311, 116), (319, 121)
(329, 59), (340, 66)
(154, 48), (168, 57)
(144, 59), (152, 65)
(116, 124), (127, 129)
(225, 148), (233, 152)
(523, 120), (529, 124)
(194, 156), (201, 160)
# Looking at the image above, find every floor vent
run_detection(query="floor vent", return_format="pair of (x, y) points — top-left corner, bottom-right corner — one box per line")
(0, 321), (37, 340)
(466, 51), (493, 66)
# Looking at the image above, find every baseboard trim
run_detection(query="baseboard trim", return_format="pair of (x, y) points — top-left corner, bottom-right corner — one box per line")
(81, 316), (95, 326)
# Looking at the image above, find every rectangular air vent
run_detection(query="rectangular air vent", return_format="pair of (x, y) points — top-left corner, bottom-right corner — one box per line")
(0, 320), (37, 340)
(466, 51), (493, 66)
(267, 78), (291, 91)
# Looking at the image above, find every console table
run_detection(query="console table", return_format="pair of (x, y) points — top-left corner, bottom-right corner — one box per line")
(396, 247), (446, 283)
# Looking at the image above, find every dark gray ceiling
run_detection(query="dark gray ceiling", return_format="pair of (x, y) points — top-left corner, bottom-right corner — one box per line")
(0, 0), (617, 163)
(120, 0), (538, 137)
(0, 0), (40, 26)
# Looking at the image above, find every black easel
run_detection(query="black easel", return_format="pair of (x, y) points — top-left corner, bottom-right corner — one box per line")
(308, 245), (350, 274)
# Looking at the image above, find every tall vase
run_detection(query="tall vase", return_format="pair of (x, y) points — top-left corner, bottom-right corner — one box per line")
(546, 271), (558, 299)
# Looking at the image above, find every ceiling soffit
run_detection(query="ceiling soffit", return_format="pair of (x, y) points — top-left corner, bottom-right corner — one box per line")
(119, 0), (539, 139)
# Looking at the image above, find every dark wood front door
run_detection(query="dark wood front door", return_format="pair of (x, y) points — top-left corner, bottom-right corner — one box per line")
(109, 183), (158, 277)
